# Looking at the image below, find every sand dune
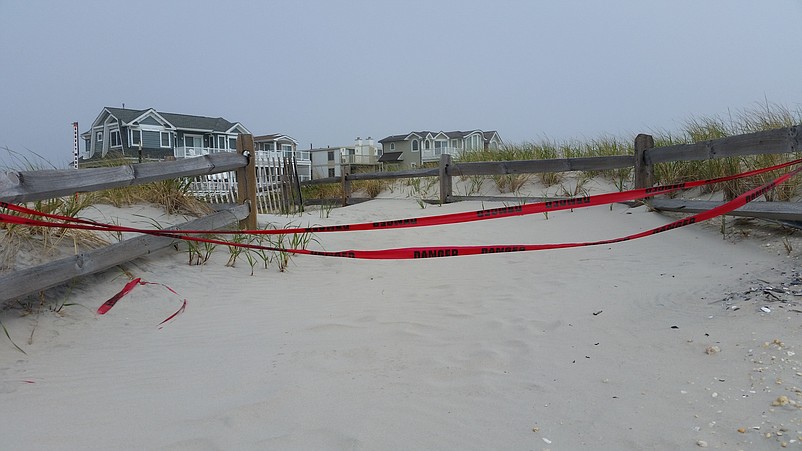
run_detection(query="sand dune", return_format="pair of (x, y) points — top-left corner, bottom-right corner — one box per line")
(2, 193), (802, 449)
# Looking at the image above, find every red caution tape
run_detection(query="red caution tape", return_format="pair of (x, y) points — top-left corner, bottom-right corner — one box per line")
(280, 165), (802, 259)
(2, 157), (801, 237)
(2, 158), (801, 261)
(97, 277), (187, 327)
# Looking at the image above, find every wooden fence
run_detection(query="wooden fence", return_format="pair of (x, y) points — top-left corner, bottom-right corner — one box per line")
(190, 156), (303, 214)
(0, 126), (800, 302)
(0, 135), (261, 302)
(308, 125), (802, 220)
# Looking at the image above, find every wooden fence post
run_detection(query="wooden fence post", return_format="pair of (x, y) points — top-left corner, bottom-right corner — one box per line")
(235, 134), (258, 230)
(341, 164), (351, 206)
(281, 157), (292, 213)
(634, 133), (655, 188)
(439, 153), (452, 204)
(292, 154), (304, 213)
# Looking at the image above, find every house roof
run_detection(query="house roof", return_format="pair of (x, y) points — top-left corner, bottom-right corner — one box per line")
(87, 107), (249, 134)
(377, 151), (404, 162)
(253, 133), (299, 146)
(378, 134), (410, 144)
(379, 130), (500, 143)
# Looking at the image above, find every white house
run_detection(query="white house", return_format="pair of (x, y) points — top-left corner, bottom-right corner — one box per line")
(310, 137), (381, 179)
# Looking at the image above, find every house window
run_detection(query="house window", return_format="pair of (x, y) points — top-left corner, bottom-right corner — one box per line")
(412, 140), (418, 151)
(130, 129), (141, 146)
(424, 140), (430, 150)
(160, 132), (171, 148)
(218, 136), (226, 150)
(110, 130), (121, 147)
(229, 137), (237, 150)
(96, 131), (103, 142)
(435, 140), (448, 155)
(328, 168), (336, 178)
(467, 134), (480, 150)
(282, 144), (293, 158)
(327, 151), (334, 161)
(391, 143), (396, 150)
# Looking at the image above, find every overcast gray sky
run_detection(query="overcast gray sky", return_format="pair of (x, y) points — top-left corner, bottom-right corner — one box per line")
(1, 0), (801, 167)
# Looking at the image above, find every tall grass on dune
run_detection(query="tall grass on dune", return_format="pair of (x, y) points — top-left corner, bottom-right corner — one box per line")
(96, 178), (212, 216)
(457, 101), (802, 200)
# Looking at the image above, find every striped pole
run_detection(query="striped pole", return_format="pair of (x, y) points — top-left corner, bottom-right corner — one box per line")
(72, 122), (79, 169)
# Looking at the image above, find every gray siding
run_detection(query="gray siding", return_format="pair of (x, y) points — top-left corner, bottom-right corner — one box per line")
(94, 131), (103, 153)
(140, 116), (161, 126)
(142, 130), (161, 148)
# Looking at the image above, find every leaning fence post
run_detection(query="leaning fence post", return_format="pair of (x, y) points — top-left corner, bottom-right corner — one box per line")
(235, 134), (258, 230)
(439, 153), (452, 204)
(341, 164), (351, 206)
(634, 133), (655, 189)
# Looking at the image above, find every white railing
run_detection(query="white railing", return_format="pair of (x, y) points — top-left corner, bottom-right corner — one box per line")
(176, 146), (231, 159)
(177, 147), (312, 164)
(422, 146), (462, 161)
(254, 150), (311, 162)
(189, 158), (311, 213)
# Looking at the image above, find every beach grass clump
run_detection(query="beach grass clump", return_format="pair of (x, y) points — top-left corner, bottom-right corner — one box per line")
(301, 183), (343, 202)
(97, 178), (212, 216)
(649, 103), (802, 198)
(353, 178), (388, 198)
(1, 193), (108, 254)
(584, 136), (633, 190)
(737, 100), (800, 133)
(492, 173), (532, 194)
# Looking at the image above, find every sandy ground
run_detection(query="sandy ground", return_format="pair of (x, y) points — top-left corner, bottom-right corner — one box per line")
(2, 179), (802, 450)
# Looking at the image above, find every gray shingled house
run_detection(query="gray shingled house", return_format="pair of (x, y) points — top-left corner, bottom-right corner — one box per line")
(378, 130), (502, 170)
(81, 107), (250, 164)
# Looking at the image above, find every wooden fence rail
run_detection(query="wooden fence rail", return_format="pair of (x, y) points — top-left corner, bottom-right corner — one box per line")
(645, 126), (801, 165)
(0, 152), (248, 204)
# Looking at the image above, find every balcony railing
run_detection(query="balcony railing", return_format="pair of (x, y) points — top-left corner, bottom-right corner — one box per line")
(254, 150), (311, 162)
(176, 146), (231, 159)
(176, 146), (313, 163)
(422, 146), (462, 161)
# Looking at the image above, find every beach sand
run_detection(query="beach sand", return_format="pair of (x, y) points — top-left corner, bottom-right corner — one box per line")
(2, 183), (802, 449)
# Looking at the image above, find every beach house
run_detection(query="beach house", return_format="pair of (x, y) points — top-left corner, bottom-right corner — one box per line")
(81, 107), (250, 164)
(378, 130), (502, 170)
(310, 137), (381, 179)
(253, 133), (311, 181)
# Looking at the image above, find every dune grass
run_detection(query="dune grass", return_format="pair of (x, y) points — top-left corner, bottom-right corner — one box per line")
(457, 101), (802, 198)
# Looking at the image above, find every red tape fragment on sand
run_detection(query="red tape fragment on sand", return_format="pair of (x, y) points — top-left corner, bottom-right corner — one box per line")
(97, 278), (142, 314)
(98, 278), (186, 327)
